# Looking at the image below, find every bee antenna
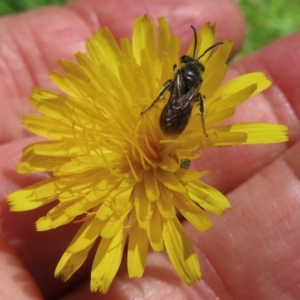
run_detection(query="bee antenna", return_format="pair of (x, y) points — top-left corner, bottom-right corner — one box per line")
(197, 42), (223, 60)
(191, 26), (197, 58)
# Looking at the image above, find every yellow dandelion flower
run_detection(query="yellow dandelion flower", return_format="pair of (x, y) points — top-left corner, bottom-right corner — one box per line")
(7, 15), (288, 293)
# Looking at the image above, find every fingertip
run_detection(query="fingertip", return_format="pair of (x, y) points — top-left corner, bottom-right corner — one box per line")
(0, 232), (43, 300)
(69, 0), (246, 54)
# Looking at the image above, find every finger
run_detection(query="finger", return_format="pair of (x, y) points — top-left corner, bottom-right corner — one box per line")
(0, 230), (43, 299)
(69, 0), (245, 54)
(0, 7), (91, 144)
(186, 140), (300, 299)
(0, 0), (245, 144)
(192, 31), (300, 194)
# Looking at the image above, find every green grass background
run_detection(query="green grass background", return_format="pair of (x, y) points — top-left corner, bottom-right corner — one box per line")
(0, 0), (299, 56)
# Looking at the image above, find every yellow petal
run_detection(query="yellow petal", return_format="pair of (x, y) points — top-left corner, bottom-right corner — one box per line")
(17, 151), (70, 173)
(162, 218), (201, 284)
(128, 215), (148, 278)
(157, 16), (180, 72)
(207, 84), (258, 126)
(206, 128), (247, 146)
(55, 170), (107, 201)
(100, 211), (130, 239)
(29, 88), (70, 121)
(55, 216), (98, 279)
(132, 15), (157, 66)
(8, 178), (57, 211)
(186, 180), (230, 215)
(23, 115), (74, 140)
(173, 193), (213, 232)
(134, 182), (152, 228)
(36, 201), (77, 230)
(91, 226), (126, 293)
(58, 58), (91, 81)
(55, 244), (93, 281)
(156, 184), (176, 219)
(146, 205), (164, 251)
(144, 169), (160, 201)
(86, 27), (121, 78)
(85, 175), (117, 203)
(210, 72), (271, 104)
(154, 168), (186, 193)
(64, 198), (102, 216)
(232, 123), (289, 144)
(27, 141), (84, 157)
(176, 169), (208, 183)
(67, 217), (103, 253)
(202, 40), (233, 98)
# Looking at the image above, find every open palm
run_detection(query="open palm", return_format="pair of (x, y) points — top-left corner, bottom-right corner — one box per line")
(0, 0), (299, 299)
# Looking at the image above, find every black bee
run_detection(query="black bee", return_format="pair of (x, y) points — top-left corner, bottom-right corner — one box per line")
(141, 26), (222, 137)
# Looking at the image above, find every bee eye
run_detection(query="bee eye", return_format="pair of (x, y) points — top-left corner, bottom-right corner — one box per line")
(180, 55), (187, 62)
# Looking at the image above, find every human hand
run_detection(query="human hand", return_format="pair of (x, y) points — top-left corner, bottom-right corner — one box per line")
(0, 0), (299, 299)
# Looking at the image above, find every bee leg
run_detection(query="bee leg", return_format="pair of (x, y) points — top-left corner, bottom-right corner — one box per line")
(198, 93), (208, 137)
(141, 79), (173, 115)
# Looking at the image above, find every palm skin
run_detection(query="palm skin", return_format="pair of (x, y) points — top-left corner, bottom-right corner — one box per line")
(0, 0), (299, 299)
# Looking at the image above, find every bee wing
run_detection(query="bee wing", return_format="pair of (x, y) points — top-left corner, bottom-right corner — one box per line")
(160, 77), (201, 135)
(171, 69), (201, 107)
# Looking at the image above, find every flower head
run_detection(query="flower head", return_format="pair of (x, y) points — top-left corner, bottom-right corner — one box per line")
(8, 15), (288, 293)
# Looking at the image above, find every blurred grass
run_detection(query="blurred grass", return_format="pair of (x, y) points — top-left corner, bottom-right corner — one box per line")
(0, 0), (66, 14)
(0, 0), (299, 56)
(236, 0), (300, 56)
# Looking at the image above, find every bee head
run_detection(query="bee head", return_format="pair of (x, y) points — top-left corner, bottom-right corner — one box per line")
(180, 55), (205, 72)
